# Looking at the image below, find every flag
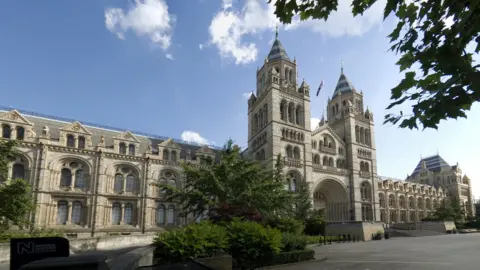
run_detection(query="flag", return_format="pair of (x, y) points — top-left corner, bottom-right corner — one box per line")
(316, 80), (324, 97)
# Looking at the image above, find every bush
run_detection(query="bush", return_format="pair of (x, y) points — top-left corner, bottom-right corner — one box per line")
(226, 219), (282, 269)
(304, 216), (325, 236)
(281, 233), (308, 252)
(0, 228), (63, 243)
(306, 235), (323, 244)
(266, 217), (304, 235)
(153, 221), (228, 263)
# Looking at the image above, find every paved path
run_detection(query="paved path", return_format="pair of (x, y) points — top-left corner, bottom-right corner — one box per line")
(270, 234), (480, 270)
(0, 245), (141, 270)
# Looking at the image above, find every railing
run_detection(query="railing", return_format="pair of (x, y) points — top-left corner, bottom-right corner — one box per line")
(319, 146), (336, 155)
(284, 158), (302, 168)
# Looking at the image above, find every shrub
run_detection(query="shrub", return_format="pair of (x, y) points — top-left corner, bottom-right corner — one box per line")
(306, 235), (323, 244)
(281, 233), (308, 252)
(226, 219), (282, 268)
(304, 216), (325, 236)
(153, 221), (228, 263)
(0, 228), (63, 243)
(266, 217), (304, 235)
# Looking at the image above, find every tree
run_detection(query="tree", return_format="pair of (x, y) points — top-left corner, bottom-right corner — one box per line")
(424, 197), (465, 222)
(292, 179), (313, 220)
(270, 0), (480, 130)
(159, 140), (294, 223)
(0, 140), (36, 230)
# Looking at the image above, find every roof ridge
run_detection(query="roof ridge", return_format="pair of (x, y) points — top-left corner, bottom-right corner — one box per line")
(0, 105), (222, 150)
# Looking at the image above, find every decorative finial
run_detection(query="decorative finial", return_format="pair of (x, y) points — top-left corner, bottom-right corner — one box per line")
(275, 24), (279, 39)
(341, 60), (344, 73)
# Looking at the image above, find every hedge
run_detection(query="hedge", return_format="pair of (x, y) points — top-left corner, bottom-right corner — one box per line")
(235, 249), (315, 269)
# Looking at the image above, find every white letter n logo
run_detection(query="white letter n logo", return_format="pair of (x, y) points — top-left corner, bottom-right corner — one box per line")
(17, 242), (34, 255)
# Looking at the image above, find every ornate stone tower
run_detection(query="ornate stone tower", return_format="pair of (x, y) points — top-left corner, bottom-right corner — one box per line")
(247, 29), (312, 186)
(325, 66), (380, 221)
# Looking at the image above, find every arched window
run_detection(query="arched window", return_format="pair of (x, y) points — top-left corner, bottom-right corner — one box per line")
(12, 163), (25, 180)
(293, 147), (300, 159)
(78, 136), (86, 149)
(167, 205), (175, 224)
(128, 144), (135, 156)
(114, 174), (124, 193)
(124, 203), (133, 225)
(322, 156), (328, 166)
(399, 196), (406, 208)
(16, 126), (25, 140)
(157, 204), (165, 225)
(119, 143), (127, 155)
(171, 151), (177, 162)
(66, 134), (75, 147)
(56, 201), (68, 225)
(360, 182), (371, 200)
(263, 104), (268, 126)
(71, 201), (83, 225)
(285, 145), (293, 158)
(295, 106), (301, 125)
(355, 126), (359, 143)
(417, 198), (423, 209)
(379, 193), (385, 207)
(60, 168), (72, 187)
(1, 124), (11, 139)
(280, 101), (286, 121)
(126, 175), (136, 193)
(328, 157), (334, 167)
(313, 154), (320, 164)
(112, 203), (122, 225)
(163, 149), (169, 160)
(389, 194), (396, 208)
(288, 103), (294, 123)
(74, 169), (85, 188)
(284, 68), (289, 82)
(409, 197), (415, 209)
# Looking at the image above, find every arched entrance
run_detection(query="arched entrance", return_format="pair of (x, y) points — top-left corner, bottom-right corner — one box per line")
(313, 179), (349, 222)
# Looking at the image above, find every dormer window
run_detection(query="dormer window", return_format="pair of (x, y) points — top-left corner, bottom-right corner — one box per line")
(66, 134), (75, 147)
(119, 142), (127, 155)
(16, 126), (25, 140)
(78, 136), (86, 149)
(2, 124), (11, 139)
(128, 144), (135, 156)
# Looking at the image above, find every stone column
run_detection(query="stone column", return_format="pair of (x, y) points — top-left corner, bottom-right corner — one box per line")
(66, 201), (72, 225)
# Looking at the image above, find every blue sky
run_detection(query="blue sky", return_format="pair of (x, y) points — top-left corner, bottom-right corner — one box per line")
(1, 0), (479, 197)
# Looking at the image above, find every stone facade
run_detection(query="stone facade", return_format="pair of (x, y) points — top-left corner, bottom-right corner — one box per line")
(0, 33), (474, 235)
(0, 108), (219, 236)
(245, 31), (474, 224)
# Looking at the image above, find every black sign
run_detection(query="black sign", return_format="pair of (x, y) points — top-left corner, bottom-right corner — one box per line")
(10, 237), (69, 270)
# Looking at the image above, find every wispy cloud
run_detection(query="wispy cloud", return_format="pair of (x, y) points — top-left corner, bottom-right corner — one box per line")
(181, 131), (211, 145)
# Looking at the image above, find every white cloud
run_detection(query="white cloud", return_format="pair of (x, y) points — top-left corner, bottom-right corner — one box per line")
(285, 0), (386, 37)
(181, 131), (211, 145)
(165, 53), (174, 60)
(311, 118), (320, 131)
(104, 0), (175, 50)
(208, 0), (278, 65)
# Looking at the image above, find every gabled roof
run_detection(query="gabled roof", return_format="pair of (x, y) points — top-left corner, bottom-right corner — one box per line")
(411, 155), (452, 177)
(333, 69), (355, 97)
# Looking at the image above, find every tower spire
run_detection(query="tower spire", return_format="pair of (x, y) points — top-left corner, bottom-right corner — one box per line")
(341, 60), (344, 74)
(275, 24), (279, 39)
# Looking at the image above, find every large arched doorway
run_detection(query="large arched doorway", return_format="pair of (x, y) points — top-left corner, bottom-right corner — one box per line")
(313, 179), (349, 222)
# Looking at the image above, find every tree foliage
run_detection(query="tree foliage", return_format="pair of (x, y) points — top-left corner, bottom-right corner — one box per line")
(158, 140), (294, 223)
(424, 197), (465, 222)
(270, 0), (480, 130)
(0, 140), (36, 230)
(292, 179), (313, 220)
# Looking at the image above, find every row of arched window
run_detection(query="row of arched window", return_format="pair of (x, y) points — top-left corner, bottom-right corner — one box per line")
(357, 148), (371, 158)
(279, 100), (304, 126)
(255, 149), (266, 161)
(56, 201), (84, 225)
(156, 204), (176, 225)
(2, 124), (25, 140)
(378, 193), (441, 210)
(355, 126), (371, 146)
(162, 149), (178, 162)
(281, 129), (304, 142)
(252, 132), (267, 150)
(312, 154), (346, 169)
(312, 136), (336, 150)
(252, 104), (268, 135)
(66, 134), (87, 149)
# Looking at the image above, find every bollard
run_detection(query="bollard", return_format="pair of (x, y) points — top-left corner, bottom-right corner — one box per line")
(347, 234), (351, 242)
(329, 237), (332, 244)
(352, 234), (356, 242)
(342, 234), (346, 243)
(323, 236), (327, 245)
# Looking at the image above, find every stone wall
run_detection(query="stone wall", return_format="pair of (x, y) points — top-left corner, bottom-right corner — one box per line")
(391, 221), (456, 232)
(0, 234), (155, 262)
(325, 221), (384, 241)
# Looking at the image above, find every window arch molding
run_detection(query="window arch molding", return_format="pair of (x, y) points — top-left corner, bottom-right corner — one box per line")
(8, 154), (31, 182)
(48, 156), (92, 190)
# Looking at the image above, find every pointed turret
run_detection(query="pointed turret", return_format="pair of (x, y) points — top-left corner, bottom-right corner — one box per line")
(333, 65), (355, 97)
(319, 115), (325, 126)
(267, 26), (290, 62)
